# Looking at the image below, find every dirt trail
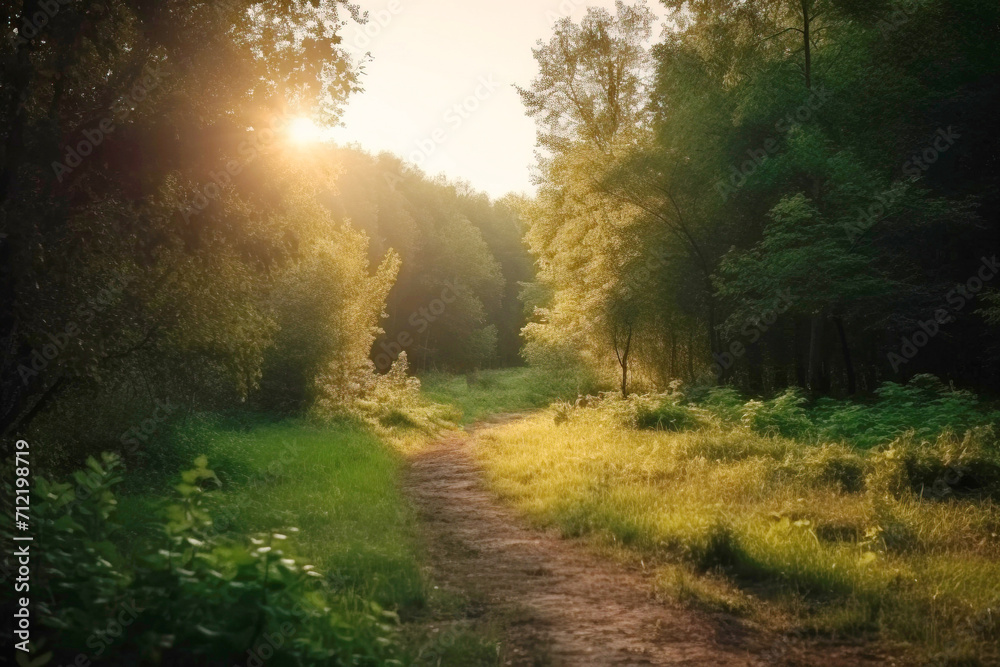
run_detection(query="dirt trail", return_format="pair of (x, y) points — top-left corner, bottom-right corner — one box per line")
(404, 416), (895, 666)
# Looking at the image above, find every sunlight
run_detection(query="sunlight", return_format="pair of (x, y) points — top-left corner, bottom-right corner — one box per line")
(288, 116), (324, 144)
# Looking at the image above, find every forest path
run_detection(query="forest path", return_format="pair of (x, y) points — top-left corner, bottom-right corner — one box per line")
(403, 415), (894, 666)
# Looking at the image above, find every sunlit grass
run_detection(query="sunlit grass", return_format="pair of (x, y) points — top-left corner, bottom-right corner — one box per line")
(420, 367), (587, 423)
(474, 411), (1000, 664)
(117, 416), (499, 665)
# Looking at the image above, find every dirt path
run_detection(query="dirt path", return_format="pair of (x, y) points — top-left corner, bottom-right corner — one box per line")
(404, 417), (896, 666)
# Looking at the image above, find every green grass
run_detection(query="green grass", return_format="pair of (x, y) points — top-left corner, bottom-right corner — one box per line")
(474, 408), (1000, 665)
(117, 414), (500, 665)
(420, 367), (586, 424)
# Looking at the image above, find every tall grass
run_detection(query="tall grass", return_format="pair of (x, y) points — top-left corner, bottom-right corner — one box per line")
(474, 408), (1000, 664)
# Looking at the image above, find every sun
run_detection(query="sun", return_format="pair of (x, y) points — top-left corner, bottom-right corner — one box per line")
(288, 117), (324, 144)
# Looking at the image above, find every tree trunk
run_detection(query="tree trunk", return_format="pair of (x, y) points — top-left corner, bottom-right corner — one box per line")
(687, 328), (695, 383)
(833, 316), (857, 395)
(808, 312), (825, 393)
(801, 0), (812, 90)
(794, 317), (807, 387)
(615, 323), (633, 398)
(670, 330), (677, 381)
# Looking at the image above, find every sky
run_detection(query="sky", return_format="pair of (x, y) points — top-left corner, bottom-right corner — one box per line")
(328, 0), (667, 199)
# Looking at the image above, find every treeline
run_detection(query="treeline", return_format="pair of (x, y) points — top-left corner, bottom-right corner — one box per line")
(517, 0), (1000, 396)
(324, 148), (532, 375)
(0, 1), (528, 469)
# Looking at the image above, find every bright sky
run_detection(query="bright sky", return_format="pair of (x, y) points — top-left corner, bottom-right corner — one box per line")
(329, 0), (667, 199)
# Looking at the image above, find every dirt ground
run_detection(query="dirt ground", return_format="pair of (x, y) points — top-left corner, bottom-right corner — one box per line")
(402, 418), (903, 666)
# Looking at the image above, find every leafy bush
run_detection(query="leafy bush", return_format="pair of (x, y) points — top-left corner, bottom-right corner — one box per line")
(635, 399), (701, 431)
(314, 352), (458, 432)
(740, 387), (813, 438)
(814, 375), (1000, 449)
(2, 454), (403, 666)
(696, 386), (746, 425)
(685, 376), (999, 450)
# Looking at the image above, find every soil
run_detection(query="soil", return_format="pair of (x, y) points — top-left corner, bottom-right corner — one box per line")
(403, 416), (902, 666)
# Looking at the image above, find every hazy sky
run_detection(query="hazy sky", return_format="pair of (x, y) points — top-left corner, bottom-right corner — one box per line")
(329, 0), (666, 199)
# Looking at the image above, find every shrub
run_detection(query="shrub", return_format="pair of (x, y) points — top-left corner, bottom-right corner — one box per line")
(1, 454), (403, 665)
(814, 374), (1000, 449)
(635, 399), (701, 431)
(783, 444), (867, 492)
(740, 387), (814, 438)
(314, 352), (458, 432)
(696, 386), (746, 425)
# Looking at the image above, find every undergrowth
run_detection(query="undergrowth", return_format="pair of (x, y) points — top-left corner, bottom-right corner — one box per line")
(2, 416), (499, 666)
(475, 375), (1000, 664)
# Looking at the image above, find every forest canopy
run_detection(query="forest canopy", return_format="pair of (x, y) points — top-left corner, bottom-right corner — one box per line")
(516, 0), (1000, 397)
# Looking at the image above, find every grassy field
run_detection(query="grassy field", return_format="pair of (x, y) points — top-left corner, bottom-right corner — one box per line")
(420, 367), (584, 423)
(473, 407), (1000, 665)
(116, 415), (500, 665)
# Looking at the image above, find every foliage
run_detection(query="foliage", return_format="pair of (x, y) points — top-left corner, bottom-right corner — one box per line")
(635, 399), (701, 432)
(0, 0), (365, 442)
(1, 453), (404, 666)
(314, 352), (459, 432)
(518, 0), (1000, 395)
(328, 149), (530, 373)
(689, 375), (1000, 449)
(739, 387), (814, 438)
(813, 375), (1000, 449)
